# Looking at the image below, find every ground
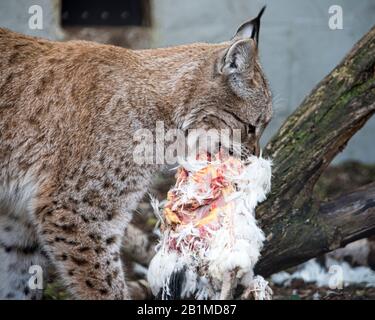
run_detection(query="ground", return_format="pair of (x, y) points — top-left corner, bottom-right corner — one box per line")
(43, 161), (375, 300)
(273, 282), (375, 300)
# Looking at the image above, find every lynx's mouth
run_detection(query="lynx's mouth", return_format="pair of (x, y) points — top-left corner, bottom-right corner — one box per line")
(245, 136), (261, 158)
(188, 130), (260, 161)
(184, 120), (259, 160)
(221, 109), (260, 158)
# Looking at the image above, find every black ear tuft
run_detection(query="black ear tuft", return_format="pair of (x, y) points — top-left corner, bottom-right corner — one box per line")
(233, 5), (266, 45)
(251, 5), (266, 43)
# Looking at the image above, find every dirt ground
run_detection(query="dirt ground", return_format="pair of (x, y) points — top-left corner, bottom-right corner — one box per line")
(272, 282), (375, 300)
(43, 280), (375, 300)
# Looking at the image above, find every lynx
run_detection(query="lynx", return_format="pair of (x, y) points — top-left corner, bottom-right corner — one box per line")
(0, 8), (272, 299)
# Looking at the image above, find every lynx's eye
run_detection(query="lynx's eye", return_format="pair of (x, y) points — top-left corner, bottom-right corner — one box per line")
(247, 124), (256, 135)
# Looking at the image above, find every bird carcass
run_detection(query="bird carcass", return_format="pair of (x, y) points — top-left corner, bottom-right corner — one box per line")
(147, 153), (273, 300)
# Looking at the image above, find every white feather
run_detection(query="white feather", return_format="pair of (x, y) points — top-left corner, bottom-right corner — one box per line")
(148, 155), (272, 299)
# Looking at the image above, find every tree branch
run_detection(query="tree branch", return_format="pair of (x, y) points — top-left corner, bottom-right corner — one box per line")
(255, 25), (375, 277)
(319, 182), (375, 249)
(256, 182), (375, 277)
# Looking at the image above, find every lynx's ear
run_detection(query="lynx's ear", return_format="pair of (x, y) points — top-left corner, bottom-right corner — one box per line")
(218, 7), (265, 76)
(233, 6), (266, 44)
(218, 39), (254, 75)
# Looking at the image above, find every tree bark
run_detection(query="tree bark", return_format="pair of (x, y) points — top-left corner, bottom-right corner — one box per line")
(255, 25), (375, 277)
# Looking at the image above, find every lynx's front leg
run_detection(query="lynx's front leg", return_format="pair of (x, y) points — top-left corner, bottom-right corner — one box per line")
(0, 209), (48, 300)
(35, 183), (132, 300)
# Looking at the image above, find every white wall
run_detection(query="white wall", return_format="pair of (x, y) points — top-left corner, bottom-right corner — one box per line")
(0, 0), (63, 40)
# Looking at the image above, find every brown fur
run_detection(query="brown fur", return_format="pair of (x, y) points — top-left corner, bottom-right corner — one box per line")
(0, 19), (272, 300)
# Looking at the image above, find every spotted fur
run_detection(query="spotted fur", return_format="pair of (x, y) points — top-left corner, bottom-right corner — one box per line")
(0, 12), (272, 300)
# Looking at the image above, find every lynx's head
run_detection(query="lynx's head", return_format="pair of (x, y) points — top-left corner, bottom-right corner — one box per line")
(171, 7), (272, 157)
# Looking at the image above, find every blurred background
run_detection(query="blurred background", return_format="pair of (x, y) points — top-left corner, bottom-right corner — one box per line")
(1, 0), (375, 299)
(1, 0), (374, 163)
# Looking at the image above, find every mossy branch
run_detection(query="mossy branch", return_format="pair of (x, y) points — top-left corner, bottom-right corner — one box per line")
(255, 25), (375, 277)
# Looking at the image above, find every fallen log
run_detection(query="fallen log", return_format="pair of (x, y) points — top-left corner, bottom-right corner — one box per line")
(255, 25), (375, 277)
